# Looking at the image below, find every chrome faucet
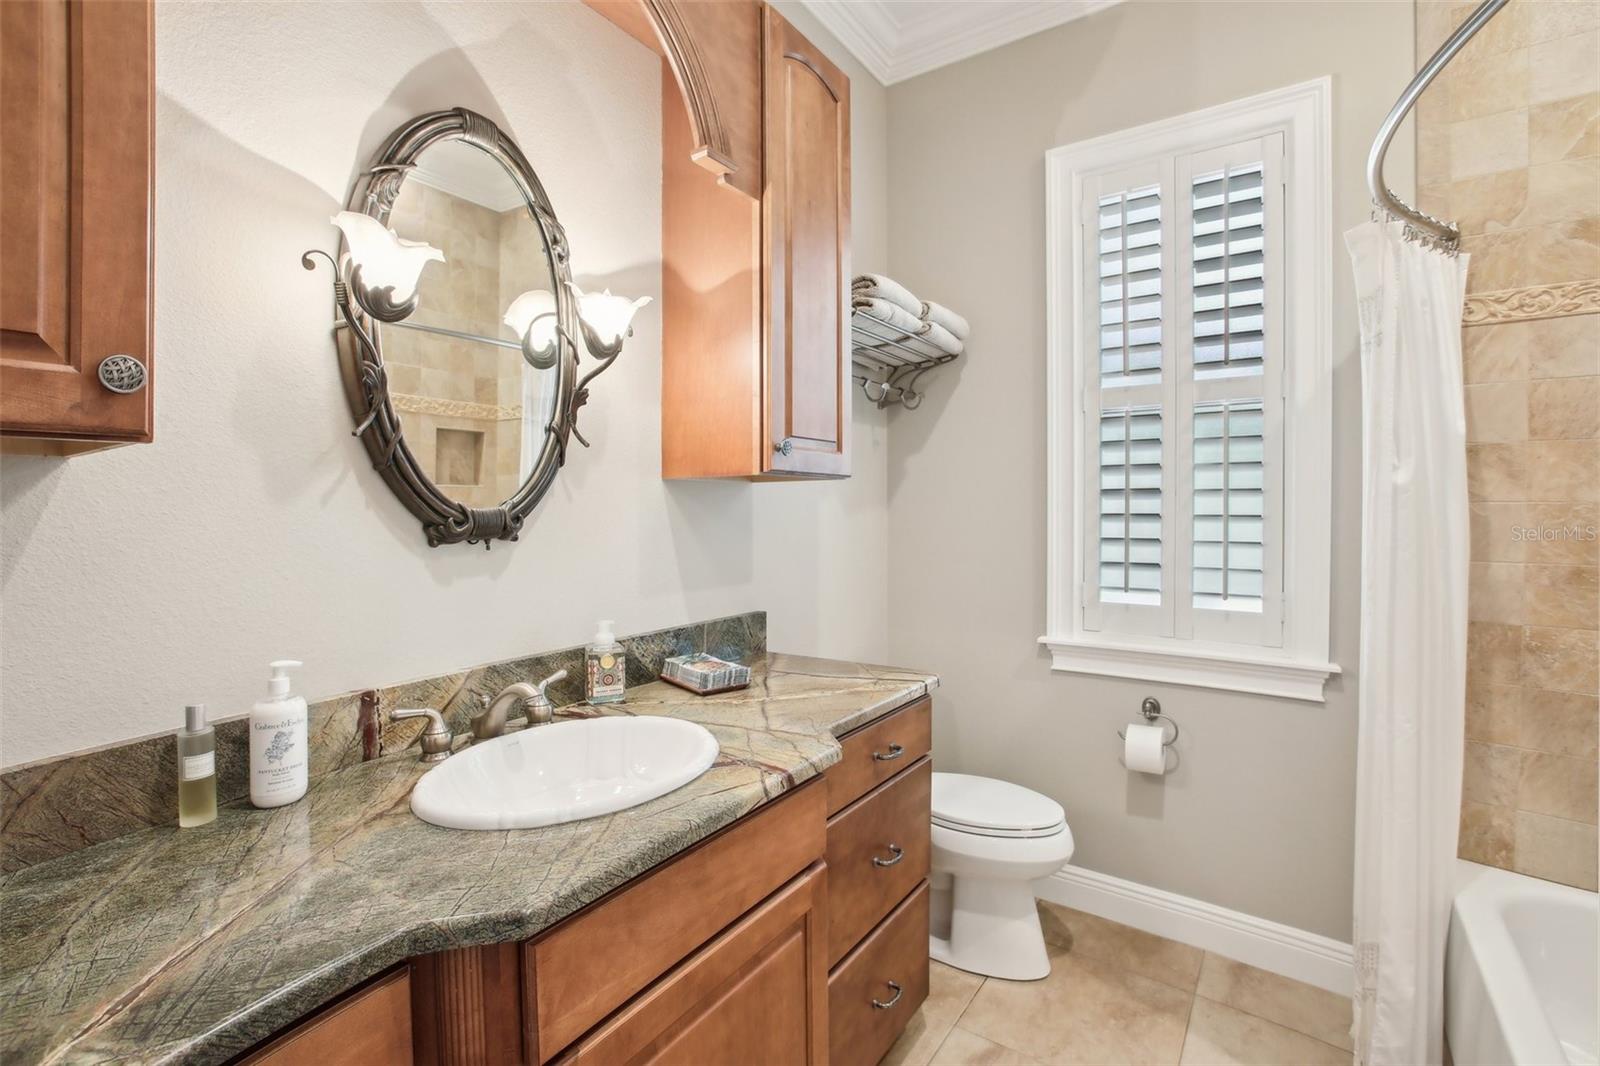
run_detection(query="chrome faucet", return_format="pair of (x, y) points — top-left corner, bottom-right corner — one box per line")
(470, 669), (568, 741)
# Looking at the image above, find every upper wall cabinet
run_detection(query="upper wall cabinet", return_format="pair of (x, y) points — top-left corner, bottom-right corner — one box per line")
(762, 10), (850, 479)
(0, 0), (155, 454)
(590, 1), (850, 480)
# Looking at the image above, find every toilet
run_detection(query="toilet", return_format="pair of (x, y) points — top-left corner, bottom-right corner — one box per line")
(929, 772), (1075, 981)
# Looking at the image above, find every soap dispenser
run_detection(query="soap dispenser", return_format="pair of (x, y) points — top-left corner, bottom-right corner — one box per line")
(249, 659), (308, 808)
(585, 620), (626, 705)
(176, 704), (217, 828)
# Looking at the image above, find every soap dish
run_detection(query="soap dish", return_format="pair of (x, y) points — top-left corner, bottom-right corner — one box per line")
(660, 653), (751, 696)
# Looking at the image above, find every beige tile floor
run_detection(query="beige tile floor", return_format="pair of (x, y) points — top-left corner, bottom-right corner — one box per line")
(885, 901), (1354, 1066)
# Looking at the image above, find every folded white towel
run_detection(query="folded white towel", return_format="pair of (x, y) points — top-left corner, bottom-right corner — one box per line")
(851, 273), (922, 318)
(852, 295), (926, 338)
(917, 321), (964, 356)
(920, 300), (969, 341)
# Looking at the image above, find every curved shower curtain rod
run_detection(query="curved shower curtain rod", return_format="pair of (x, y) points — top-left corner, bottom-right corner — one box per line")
(1367, 0), (1509, 249)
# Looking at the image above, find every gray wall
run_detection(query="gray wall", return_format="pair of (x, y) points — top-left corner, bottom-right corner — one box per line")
(883, 1), (1413, 941)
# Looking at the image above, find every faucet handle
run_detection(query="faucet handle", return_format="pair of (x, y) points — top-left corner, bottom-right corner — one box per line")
(536, 669), (568, 697)
(391, 707), (453, 763)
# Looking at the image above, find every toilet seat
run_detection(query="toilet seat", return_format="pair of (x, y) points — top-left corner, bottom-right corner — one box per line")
(932, 772), (1066, 839)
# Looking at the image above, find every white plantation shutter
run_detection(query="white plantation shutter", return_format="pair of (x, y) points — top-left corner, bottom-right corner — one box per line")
(1191, 164), (1266, 377)
(1098, 405), (1163, 604)
(1079, 138), (1284, 646)
(1098, 186), (1163, 387)
(1177, 137), (1284, 645)
(1191, 399), (1265, 612)
(1082, 165), (1175, 637)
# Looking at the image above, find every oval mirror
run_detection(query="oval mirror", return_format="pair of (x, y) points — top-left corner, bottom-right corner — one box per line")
(325, 108), (579, 547)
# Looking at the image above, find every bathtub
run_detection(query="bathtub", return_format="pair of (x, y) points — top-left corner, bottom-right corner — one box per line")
(1446, 861), (1598, 1066)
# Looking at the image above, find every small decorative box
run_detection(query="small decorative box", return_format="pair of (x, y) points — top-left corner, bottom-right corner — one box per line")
(660, 653), (752, 696)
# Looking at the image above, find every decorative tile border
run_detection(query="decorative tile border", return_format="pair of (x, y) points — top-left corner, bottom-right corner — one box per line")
(0, 612), (766, 873)
(389, 393), (522, 421)
(1463, 279), (1600, 326)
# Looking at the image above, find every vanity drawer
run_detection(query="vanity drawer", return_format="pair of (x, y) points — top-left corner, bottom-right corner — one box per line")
(828, 881), (930, 1066)
(827, 696), (931, 815)
(528, 780), (826, 1061)
(824, 758), (931, 966)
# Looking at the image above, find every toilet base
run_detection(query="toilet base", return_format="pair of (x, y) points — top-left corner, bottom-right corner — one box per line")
(928, 873), (1052, 981)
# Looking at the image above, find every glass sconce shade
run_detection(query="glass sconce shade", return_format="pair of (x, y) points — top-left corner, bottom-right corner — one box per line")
(576, 289), (652, 357)
(504, 289), (560, 369)
(331, 211), (444, 305)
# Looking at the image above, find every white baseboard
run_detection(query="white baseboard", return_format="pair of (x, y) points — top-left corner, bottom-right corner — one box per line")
(1034, 865), (1353, 995)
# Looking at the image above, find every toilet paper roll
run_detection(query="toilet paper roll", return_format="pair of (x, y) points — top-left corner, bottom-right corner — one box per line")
(1123, 721), (1169, 774)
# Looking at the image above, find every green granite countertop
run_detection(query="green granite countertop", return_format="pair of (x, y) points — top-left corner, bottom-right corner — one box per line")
(0, 654), (937, 1065)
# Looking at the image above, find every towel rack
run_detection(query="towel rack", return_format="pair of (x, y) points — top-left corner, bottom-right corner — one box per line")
(1367, 0), (1508, 250)
(850, 309), (962, 410)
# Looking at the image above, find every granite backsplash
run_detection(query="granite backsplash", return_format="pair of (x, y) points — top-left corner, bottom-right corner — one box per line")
(0, 611), (765, 873)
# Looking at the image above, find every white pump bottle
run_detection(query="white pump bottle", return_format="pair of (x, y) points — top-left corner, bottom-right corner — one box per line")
(249, 659), (308, 807)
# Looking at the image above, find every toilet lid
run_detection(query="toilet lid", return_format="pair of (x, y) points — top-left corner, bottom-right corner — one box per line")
(931, 772), (1066, 838)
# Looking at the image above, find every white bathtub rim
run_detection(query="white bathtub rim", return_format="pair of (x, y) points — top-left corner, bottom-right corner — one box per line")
(1449, 860), (1597, 1066)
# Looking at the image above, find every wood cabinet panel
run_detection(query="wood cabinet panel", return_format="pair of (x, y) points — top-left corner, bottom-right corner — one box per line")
(410, 944), (522, 1066)
(566, 863), (827, 1066)
(762, 7), (850, 478)
(660, 60), (763, 480)
(825, 759), (932, 966)
(583, 0), (761, 200)
(828, 882), (930, 1066)
(529, 781), (826, 1061)
(827, 697), (933, 816)
(0, 0), (153, 447)
(242, 967), (413, 1066)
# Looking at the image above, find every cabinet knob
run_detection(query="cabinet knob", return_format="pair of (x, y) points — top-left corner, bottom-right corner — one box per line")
(97, 355), (148, 395)
(871, 843), (904, 867)
(773, 438), (793, 457)
(871, 981), (904, 1010)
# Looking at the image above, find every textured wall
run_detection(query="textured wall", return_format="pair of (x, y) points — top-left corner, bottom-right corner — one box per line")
(882, 1), (1413, 941)
(1416, 0), (1599, 891)
(0, 1), (891, 768)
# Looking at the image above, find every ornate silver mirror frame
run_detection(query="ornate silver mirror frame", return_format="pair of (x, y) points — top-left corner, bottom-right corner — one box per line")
(303, 107), (580, 548)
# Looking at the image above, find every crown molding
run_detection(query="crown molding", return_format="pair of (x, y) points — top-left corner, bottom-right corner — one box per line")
(407, 153), (525, 214)
(802, 0), (1122, 85)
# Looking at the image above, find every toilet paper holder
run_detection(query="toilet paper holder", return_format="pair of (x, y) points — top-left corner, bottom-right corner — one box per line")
(1117, 697), (1180, 772)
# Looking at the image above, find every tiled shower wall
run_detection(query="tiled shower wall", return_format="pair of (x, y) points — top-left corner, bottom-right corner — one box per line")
(1417, 0), (1599, 890)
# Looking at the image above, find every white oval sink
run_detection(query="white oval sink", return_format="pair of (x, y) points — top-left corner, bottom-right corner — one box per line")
(410, 716), (719, 830)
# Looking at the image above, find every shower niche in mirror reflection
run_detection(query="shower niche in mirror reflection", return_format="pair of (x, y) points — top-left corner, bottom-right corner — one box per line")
(383, 139), (561, 509)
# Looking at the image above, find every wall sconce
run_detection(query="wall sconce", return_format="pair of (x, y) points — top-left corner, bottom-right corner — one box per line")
(503, 289), (560, 370)
(327, 210), (444, 321)
(576, 289), (652, 359)
(568, 288), (652, 448)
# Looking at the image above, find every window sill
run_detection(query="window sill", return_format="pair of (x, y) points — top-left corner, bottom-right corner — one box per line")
(1037, 634), (1340, 703)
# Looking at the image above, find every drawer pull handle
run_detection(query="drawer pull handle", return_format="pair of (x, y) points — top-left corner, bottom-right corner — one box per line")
(872, 743), (905, 762)
(871, 981), (904, 1010)
(872, 844), (904, 867)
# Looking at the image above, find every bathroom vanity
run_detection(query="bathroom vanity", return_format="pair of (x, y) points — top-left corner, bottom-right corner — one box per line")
(0, 654), (936, 1065)
(247, 694), (932, 1066)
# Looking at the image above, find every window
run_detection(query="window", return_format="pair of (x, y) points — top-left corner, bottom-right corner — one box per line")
(1042, 79), (1338, 702)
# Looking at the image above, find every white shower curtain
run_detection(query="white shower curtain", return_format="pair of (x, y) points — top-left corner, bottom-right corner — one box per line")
(1345, 221), (1470, 1066)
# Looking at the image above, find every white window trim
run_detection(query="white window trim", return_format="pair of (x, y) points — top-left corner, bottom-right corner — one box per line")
(1040, 77), (1340, 704)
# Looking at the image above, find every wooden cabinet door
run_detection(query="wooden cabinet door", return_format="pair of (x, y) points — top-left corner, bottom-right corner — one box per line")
(242, 967), (414, 1066)
(763, 8), (849, 478)
(565, 863), (828, 1066)
(0, 0), (154, 448)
